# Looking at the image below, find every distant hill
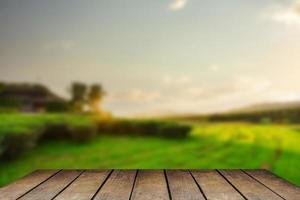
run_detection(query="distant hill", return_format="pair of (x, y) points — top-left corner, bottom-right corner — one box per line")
(227, 101), (300, 114)
(165, 101), (300, 124)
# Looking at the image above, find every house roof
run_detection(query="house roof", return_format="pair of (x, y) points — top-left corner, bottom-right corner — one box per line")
(0, 82), (65, 102)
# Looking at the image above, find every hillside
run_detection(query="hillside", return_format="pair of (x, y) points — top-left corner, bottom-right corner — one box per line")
(164, 101), (300, 123)
(227, 101), (300, 114)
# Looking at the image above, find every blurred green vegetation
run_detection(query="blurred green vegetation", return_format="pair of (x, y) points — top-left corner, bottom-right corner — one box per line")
(0, 114), (190, 160)
(0, 114), (93, 137)
(0, 114), (300, 188)
(0, 114), (95, 159)
(174, 107), (300, 123)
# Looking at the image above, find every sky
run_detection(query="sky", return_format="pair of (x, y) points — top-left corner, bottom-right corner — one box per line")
(1, 0), (300, 116)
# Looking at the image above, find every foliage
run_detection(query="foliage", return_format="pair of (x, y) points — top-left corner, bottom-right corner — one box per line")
(70, 82), (88, 112)
(0, 122), (299, 187)
(169, 107), (300, 124)
(0, 114), (94, 160)
(0, 114), (191, 161)
(41, 123), (97, 143)
(208, 108), (300, 123)
(97, 119), (191, 138)
(70, 82), (105, 113)
(0, 133), (38, 160)
(88, 84), (105, 113)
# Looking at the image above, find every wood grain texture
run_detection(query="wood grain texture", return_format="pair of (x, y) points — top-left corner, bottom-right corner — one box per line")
(131, 170), (169, 200)
(219, 170), (283, 200)
(2, 169), (299, 200)
(244, 170), (300, 200)
(166, 170), (205, 200)
(93, 170), (136, 200)
(18, 170), (83, 200)
(0, 170), (59, 200)
(191, 170), (244, 200)
(54, 170), (111, 200)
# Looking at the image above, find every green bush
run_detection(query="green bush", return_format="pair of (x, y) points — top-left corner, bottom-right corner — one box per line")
(41, 123), (97, 143)
(0, 114), (191, 162)
(41, 124), (73, 140)
(70, 125), (97, 143)
(97, 119), (191, 138)
(158, 122), (191, 138)
(0, 114), (96, 161)
(0, 131), (38, 160)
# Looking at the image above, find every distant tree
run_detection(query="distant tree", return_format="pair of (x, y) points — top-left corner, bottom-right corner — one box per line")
(88, 84), (105, 113)
(70, 82), (87, 112)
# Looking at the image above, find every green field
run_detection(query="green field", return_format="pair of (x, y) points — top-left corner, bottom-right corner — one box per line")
(0, 115), (300, 187)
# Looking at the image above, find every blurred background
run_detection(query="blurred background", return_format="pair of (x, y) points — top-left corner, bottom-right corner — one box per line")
(1, 0), (300, 187)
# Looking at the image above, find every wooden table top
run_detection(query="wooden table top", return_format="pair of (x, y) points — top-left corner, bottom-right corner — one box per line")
(0, 170), (299, 200)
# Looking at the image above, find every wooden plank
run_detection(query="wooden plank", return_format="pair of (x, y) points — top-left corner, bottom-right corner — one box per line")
(93, 170), (136, 200)
(0, 170), (59, 200)
(244, 170), (300, 200)
(54, 170), (111, 200)
(131, 170), (170, 200)
(19, 170), (83, 200)
(191, 170), (244, 200)
(166, 170), (205, 200)
(219, 170), (283, 200)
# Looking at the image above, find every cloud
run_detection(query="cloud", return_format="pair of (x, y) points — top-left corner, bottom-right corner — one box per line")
(44, 40), (75, 51)
(161, 75), (272, 101)
(107, 89), (161, 103)
(169, 0), (188, 11)
(233, 75), (271, 93)
(210, 64), (220, 72)
(266, 0), (300, 25)
(162, 75), (192, 85)
(105, 75), (300, 116)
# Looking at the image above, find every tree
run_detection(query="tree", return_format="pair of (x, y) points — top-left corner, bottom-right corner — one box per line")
(88, 84), (105, 113)
(70, 82), (87, 112)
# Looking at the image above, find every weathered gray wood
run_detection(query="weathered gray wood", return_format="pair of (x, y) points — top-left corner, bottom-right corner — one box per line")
(131, 170), (169, 200)
(219, 170), (283, 200)
(0, 170), (59, 200)
(244, 170), (300, 200)
(93, 170), (136, 200)
(54, 170), (111, 200)
(2, 169), (299, 200)
(191, 170), (244, 200)
(166, 170), (205, 200)
(19, 170), (83, 200)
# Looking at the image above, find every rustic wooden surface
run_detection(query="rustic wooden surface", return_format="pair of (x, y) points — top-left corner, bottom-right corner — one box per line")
(0, 170), (299, 200)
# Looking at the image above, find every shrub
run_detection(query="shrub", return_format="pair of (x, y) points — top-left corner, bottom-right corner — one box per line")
(41, 123), (97, 143)
(69, 125), (97, 143)
(0, 114), (97, 161)
(41, 124), (73, 140)
(0, 130), (38, 160)
(97, 119), (191, 138)
(158, 122), (191, 138)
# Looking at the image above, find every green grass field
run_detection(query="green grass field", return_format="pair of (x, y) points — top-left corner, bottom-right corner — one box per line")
(0, 113), (93, 135)
(0, 115), (300, 187)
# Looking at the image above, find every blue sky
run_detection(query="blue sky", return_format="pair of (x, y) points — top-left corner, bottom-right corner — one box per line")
(1, 0), (300, 116)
